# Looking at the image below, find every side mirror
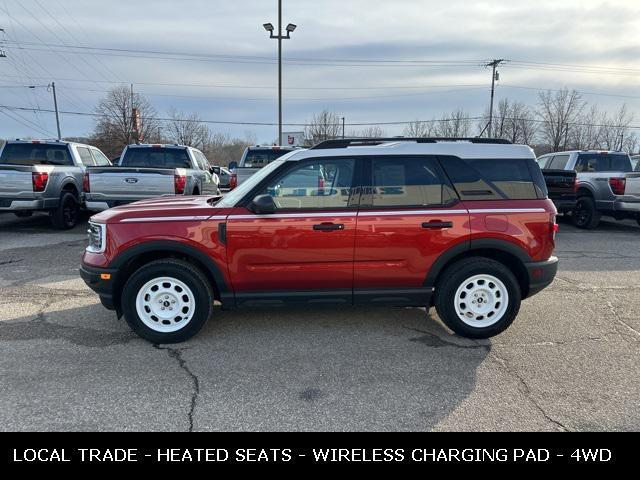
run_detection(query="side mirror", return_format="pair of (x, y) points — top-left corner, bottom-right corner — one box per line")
(228, 161), (238, 171)
(250, 194), (276, 214)
(210, 166), (221, 175)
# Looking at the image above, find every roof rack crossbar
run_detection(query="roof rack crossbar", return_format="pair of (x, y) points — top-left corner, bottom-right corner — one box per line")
(310, 137), (512, 149)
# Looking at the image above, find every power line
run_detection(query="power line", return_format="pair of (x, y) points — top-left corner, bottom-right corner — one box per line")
(3, 104), (640, 130)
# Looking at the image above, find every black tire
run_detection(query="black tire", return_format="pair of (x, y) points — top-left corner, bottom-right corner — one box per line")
(572, 196), (600, 229)
(121, 259), (214, 344)
(13, 211), (33, 218)
(434, 257), (522, 339)
(192, 188), (200, 196)
(50, 192), (79, 229)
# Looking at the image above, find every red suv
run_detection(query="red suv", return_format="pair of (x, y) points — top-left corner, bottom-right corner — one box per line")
(81, 138), (558, 343)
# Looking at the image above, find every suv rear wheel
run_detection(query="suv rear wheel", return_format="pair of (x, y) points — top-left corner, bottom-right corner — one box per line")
(434, 257), (521, 339)
(121, 259), (214, 343)
(572, 196), (600, 229)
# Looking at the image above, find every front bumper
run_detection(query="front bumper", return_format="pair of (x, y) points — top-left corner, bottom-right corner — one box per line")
(79, 263), (118, 310)
(525, 256), (558, 298)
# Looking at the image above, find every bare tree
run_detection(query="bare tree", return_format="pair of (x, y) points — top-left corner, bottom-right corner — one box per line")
(304, 110), (342, 144)
(202, 131), (256, 167)
(91, 85), (161, 158)
(536, 88), (584, 152)
(357, 126), (386, 138)
(403, 120), (434, 137)
(165, 108), (210, 149)
(435, 109), (471, 137)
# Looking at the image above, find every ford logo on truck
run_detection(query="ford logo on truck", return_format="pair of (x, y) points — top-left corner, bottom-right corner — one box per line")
(124, 178), (138, 184)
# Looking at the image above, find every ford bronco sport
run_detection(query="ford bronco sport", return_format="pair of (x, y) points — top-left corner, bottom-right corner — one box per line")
(81, 138), (558, 343)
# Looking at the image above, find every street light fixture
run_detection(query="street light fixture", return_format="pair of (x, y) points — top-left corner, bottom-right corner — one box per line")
(263, 0), (296, 145)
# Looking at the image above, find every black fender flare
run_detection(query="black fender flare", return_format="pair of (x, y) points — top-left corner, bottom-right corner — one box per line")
(424, 238), (532, 288)
(108, 239), (231, 298)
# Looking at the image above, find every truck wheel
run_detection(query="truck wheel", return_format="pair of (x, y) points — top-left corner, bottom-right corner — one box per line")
(572, 196), (600, 229)
(434, 257), (521, 339)
(14, 211), (33, 218)
(50, 192), (79, 229)
(121, 259), (214, 344)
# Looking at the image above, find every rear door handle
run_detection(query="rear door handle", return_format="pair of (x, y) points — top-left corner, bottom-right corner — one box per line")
(421, 221), (453, 229)
(313, 223), (345, 231)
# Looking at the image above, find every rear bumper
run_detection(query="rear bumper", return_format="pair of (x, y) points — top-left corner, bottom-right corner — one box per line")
(79, 263), (118, 310)
(525, 256), (558, 298)
(0, 197), (58, 211)
(613, 199), (640, 214)
(551, 197), (577, 212)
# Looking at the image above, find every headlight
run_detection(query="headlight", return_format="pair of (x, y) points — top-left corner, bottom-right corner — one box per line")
(86, 222), (106, 253)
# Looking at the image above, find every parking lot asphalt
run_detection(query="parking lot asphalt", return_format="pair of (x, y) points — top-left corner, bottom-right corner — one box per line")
(0, 211), (638, 431)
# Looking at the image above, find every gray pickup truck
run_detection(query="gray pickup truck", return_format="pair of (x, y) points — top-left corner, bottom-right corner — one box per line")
(228, 145), (298, 188)
(0, 139), (111, 229)
(84, 144), (220, 211)
(537, 150), (638, 228)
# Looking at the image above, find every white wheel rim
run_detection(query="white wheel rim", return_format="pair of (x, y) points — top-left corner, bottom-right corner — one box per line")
(135, 276), (195, 333)
(454, 274), (509, 328)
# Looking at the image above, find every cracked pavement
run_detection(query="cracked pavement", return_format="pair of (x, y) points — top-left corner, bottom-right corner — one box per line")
(0, 212), (639, 431)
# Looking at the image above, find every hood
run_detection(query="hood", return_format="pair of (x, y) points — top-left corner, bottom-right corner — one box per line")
(90, 195), (228, 224)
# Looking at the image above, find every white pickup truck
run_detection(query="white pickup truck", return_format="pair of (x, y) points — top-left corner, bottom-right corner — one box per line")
(84, 144), (220, 211)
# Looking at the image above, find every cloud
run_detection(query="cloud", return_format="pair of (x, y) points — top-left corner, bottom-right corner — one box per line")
(1, 0), (638, 141)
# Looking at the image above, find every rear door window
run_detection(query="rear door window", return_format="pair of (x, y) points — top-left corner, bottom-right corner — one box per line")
(366, 156), (455, 207)
(0, 143), (73, 166)
(120, 148), (192, 168)
(548, 154), (570, 170)
(90, 149), (111, 166)
(440, 157), (540, 200)
(77, 147), (95, 166)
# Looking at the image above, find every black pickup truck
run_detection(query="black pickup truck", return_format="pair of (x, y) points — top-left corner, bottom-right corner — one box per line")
(541, 169), (577, 213)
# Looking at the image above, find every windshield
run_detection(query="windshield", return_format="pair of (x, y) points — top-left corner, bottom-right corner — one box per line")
(121, 147), (191, 168)
(217, 159), (285, 207)
(0, 143), (73, 166)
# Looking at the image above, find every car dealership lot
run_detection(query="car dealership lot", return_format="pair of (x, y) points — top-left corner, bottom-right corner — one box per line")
(0, 212), (638, 431)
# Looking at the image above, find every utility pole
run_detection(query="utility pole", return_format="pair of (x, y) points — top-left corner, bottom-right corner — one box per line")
(49, 82), (61, 140)
(485, 59), (505, 138)
(341, 117), (345, 138)
(263, 1), (297, 145)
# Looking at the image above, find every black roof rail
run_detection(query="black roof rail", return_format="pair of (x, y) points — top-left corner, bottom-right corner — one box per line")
(310, 137), (513, 149)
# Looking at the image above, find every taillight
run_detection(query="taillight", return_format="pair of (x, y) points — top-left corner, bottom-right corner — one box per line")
(32, 172), (49, 192)
(83, 173), (90, 193)
(229, 173), (237, 190)
(174, 174), (186, 194)
(572, 177), (578, 193)
(609, 177), (626, 195)
(318, 176), (325, 189)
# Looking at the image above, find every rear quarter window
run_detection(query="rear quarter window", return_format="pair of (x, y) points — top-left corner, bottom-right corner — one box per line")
(440, 156), (542, 200)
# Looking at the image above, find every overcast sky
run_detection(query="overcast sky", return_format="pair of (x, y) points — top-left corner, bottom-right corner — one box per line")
(1, 0), (638, 143)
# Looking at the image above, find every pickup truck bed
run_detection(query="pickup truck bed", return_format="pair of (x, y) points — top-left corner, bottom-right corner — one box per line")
(84, 144), (219, 211)
(541, 169), (576, 213)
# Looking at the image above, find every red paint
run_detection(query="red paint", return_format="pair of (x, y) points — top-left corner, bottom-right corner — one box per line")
(82, 196), (557, 300)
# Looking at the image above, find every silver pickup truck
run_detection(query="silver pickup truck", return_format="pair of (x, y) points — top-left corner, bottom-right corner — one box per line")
(0, 139), (111, 229)
(228, 145), (298, 189)
(84, 144), (220, 211)
(537, 150), (639, 228)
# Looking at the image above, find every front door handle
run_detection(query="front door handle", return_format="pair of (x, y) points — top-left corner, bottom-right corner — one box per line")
(313, 222), (345, 231)
(421, 221), (453, 229)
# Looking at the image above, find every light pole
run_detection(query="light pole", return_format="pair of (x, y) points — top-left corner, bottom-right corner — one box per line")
(263, 0), (296, 145)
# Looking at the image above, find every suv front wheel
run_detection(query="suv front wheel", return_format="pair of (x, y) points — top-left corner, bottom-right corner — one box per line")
(121, 259), (214, 343)
(434, 257), (522, 339)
